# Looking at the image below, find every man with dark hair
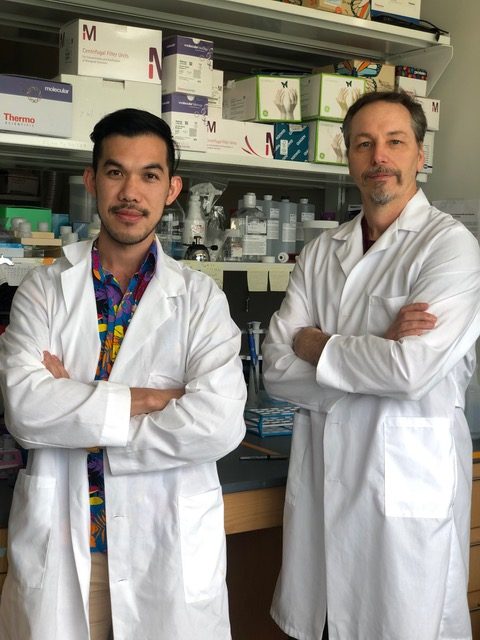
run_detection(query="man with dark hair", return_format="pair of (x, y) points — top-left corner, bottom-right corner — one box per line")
(0, 108), (246, 640)
(263, 91), (480, 639)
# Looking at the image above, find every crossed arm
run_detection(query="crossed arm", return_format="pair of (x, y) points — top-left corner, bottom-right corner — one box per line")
(42, 351), (185, 416)
(293, 302), (437, 367)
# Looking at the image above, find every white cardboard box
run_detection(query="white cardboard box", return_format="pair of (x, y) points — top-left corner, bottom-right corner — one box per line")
(370, 0), (421, 21)
(56, 74), (162, 141)
(162, 93), (207, 152)
(395, 75), (427, 96)
(307, 120), (347, 165)
(162, 35), (213, 97)
(301, 73), (366, 122)
(415, 96), (440, 131)
(223, 76), (302, 123)
(206, 116), (274, 158)
(0, 75), (72, 138)
(59, 19), (162, 83)
(209, 69), (224, 112)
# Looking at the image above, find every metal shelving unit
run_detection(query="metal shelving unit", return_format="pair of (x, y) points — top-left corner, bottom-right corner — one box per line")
(0, 0), (451, 186)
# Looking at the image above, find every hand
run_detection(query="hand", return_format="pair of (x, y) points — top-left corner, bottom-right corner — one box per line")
(331, 132), (345, 163)
(130, 387), (185, 416)
(293, 327), (330, 367)
(274, 89), (287, 120)
(384, 303), (437, 341)
(283, 88), (298, 120)
(42, 351), (70, 379)
(336, 87), (349, 113)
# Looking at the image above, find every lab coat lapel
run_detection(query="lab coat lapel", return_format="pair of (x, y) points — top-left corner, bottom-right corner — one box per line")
(59, 242), (100, 382)
(334, 216), (363, 278)
(108, 247), (187, 383)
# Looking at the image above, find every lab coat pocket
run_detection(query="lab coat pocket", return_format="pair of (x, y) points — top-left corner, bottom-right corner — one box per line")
(8, 470), (56, 588)
(178, 487), (226, 603)
(367, 294), (408, 336)
(384, 417), (455, 519)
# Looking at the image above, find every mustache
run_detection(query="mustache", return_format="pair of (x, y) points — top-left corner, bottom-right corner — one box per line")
(363, 166), (401, 180)
(110, 204), (148, 216)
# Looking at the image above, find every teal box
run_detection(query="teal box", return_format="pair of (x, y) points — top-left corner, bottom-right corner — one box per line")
(0, 205), (52, 231)
(274, 123), (309, 162)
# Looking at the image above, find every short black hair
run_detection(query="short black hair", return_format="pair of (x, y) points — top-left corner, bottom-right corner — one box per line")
(89, 108), (180, 177)
(342, 91), (427, 150)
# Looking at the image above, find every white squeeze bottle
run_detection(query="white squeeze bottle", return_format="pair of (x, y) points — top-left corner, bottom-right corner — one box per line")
(182, 193), (206, 245)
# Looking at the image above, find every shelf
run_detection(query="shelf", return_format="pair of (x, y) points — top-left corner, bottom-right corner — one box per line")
(0, 0), (444, 186)
(2, 0), (451, 86)
(0, 131), (427, 186)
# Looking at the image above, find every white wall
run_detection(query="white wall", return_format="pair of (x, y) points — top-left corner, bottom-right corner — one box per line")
(420, 0), (480, 201)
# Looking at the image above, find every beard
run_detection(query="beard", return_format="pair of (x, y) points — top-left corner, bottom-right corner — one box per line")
(362, 166), (402, 206)
(99, 204), (158, 246)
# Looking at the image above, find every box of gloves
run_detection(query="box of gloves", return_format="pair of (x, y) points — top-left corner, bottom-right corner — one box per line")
(300, 73), (366, 121)
(223, 75), (302, 123)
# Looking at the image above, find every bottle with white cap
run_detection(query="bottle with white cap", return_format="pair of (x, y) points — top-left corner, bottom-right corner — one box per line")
(182, 193), (206, 246)
(236, 192), (267, 262)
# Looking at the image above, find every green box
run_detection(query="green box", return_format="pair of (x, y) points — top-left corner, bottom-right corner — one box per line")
(0, 205), (52, 231)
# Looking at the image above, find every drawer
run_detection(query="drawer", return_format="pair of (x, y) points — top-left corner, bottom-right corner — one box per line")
(471, 607), (480, 640)
(470, 545), (480, 593)
(473, 480), (480, 530)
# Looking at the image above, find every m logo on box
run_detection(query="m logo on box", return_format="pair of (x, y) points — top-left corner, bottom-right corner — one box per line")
(148, 48), (162, 81)
(82, 24), (97, 41)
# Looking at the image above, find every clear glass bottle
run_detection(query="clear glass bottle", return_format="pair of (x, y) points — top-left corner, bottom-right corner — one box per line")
(236, 192), (267, 262)
(263, 194), (280, 261)
(278, 197), (297, 260)
(296, 197), (315, 254)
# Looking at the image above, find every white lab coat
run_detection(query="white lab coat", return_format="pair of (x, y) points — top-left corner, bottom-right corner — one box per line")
(263, 190), (480, 640)
(0, 238), (246, 640)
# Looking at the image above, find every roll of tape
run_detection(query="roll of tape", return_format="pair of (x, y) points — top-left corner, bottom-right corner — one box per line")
(277, 252), (289, 263)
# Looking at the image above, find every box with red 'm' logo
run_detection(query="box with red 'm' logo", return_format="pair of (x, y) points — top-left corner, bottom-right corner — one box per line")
(59, 19), (162, 84)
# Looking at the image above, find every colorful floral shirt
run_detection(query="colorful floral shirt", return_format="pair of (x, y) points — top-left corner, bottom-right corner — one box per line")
(89, 241), (157, 552)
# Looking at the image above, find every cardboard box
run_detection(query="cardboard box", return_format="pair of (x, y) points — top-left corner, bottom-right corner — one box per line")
(0, 205), (52, 231)
(415, 96), (440, 131)
(59, 19), (162, 83)
(395, 74), (427, 97)
(315, 60), (395, 93)
(421, 130), (434, 174)
(371, 0), (421, 22)
(274, 123), (309, 162)
(302, 0), (370, 19)
(162, 93), (207, 152)
(56, 74), (162, 141)
(206, 116), (274, 158)
(162, 35), (213, 97)
(0, 75), (72, 138)
(307, 120), (347, 165)
(223, 76), (302, 123)
(301, 73), (366, 121)
(209, 69), (224, 112)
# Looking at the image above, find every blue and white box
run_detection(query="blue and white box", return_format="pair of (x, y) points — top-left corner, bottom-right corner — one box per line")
(274, 123), (309, 162)
(0, 75), (72, 138)
(162, 93), (208, 152)
(162, 35), (214, 97)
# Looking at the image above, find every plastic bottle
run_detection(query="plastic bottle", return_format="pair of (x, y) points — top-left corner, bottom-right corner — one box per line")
(182, 193), (206, 245)
(236, 192), (267, 262)
(296, 197), (315, 254)
(278, 196), (296, 261)
(263, 194), (280, 260)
